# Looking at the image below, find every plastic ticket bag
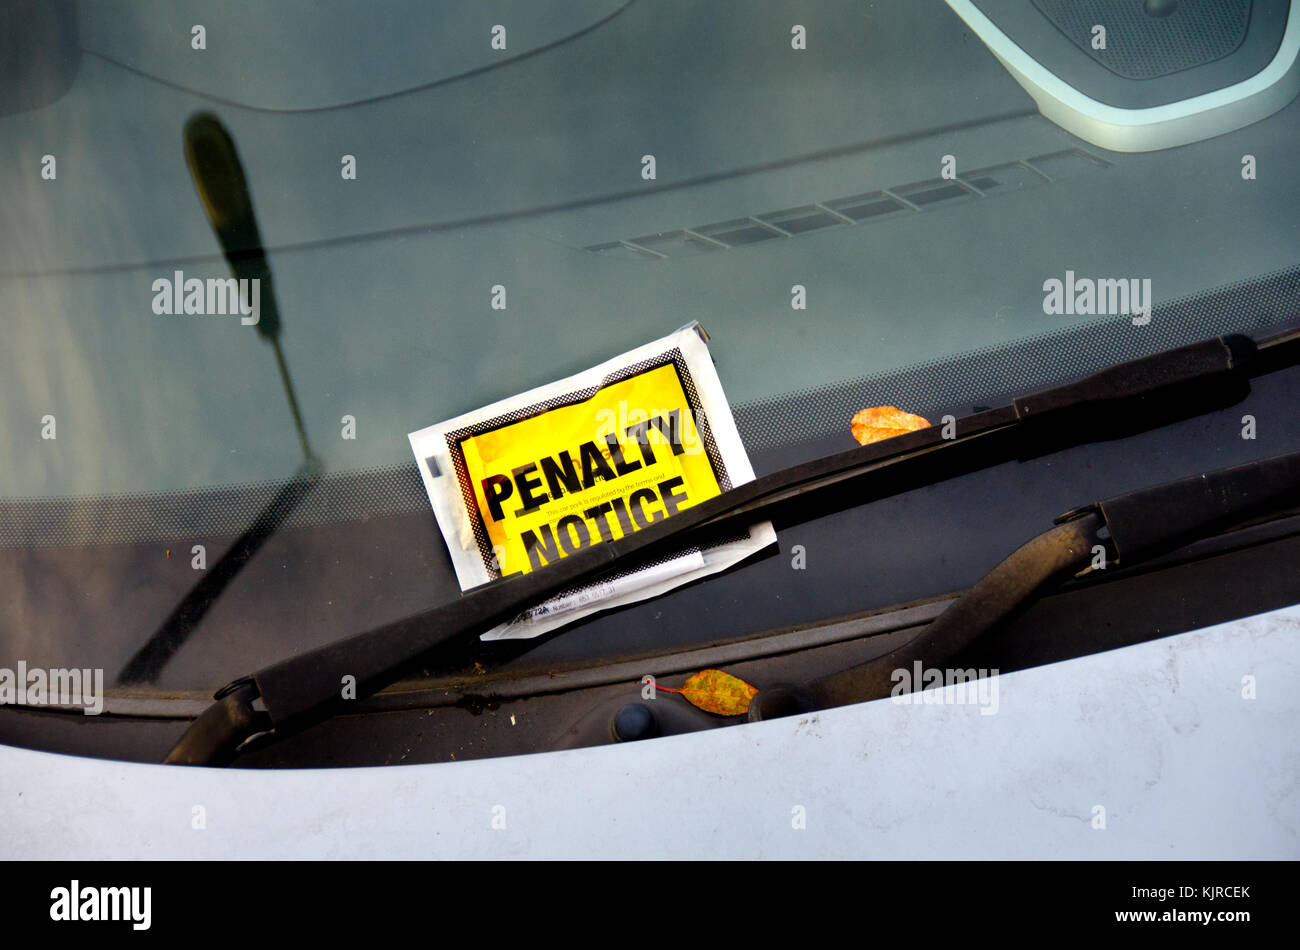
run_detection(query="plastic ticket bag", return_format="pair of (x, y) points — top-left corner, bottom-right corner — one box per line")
(408, 322), (776, 640)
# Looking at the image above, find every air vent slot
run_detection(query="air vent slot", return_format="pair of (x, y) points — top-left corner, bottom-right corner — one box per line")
(823, 191), (909, 221)
(588, 241), (662, 261)
(958, 161), (1048, 195)
(694, 218), (784, 246)
(893, 179), (976, 207)
(756, 205), (848, 234)
(629, 231), (720, 257)
(1022, 149), (1110, 182)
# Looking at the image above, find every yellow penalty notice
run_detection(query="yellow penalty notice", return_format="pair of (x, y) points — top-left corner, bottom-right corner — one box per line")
(459, 363), (721, 576)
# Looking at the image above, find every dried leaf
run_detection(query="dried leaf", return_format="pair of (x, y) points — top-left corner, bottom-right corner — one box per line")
(656, 669), (758, 716)
(850, 405), (931, 445)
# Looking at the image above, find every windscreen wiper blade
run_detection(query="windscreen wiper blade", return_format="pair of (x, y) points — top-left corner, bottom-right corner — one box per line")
(164, 323), (1300, 765)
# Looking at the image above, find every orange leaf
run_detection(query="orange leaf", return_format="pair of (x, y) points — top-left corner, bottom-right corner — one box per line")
(656, 669), (758, 716)
(850, 405), (931, 446)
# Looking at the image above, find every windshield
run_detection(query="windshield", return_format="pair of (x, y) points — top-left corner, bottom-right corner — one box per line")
(3, 0), (1299, 694)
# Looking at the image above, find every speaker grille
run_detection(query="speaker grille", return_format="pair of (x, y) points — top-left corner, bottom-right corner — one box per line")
(1031, 0), (1252, 80)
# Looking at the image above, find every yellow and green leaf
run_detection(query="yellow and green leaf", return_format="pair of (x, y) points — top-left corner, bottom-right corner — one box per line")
(655, 669), (759, 716)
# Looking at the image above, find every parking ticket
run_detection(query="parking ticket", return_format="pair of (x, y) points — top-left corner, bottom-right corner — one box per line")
(408, 323), (776, 639)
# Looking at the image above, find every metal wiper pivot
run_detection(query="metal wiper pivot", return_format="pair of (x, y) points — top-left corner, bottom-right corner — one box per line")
(164, 324), (1300, 765)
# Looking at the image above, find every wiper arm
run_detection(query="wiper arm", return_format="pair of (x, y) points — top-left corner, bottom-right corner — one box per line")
(165, 324), (1300, 765)
(808, 449), (1300, 709)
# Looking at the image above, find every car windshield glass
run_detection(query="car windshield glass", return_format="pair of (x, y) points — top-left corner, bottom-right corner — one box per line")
(3, 0), (1298, 692)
